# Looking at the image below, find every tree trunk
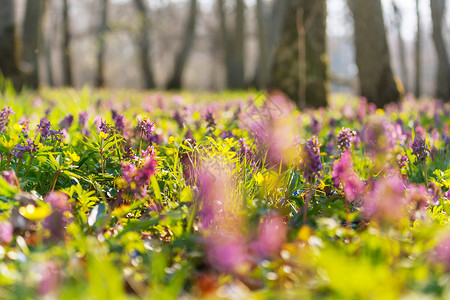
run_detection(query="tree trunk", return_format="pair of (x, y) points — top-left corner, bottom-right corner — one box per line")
(44, 0), (54, 86)
(271, 0), (328, 108)
(347, 0), (400, 107)
(415, 0), (422, 97)
(218, 0), (245, 89)
(430, 0), (450, 100)
(133, 0), (154, 89)
(0, 0), (22, 90)
(252, 0), (289, 88)
(95, 0), (108, 87)
(22, 0), (45, 89)
(255, 0), (268, 89)
(62, 0), (72, 86)
(392, 2), (408, 93)
(166, 0), (197, 90)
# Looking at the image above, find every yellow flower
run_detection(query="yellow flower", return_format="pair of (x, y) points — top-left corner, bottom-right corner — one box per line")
(65, 151), (80, 162)
(168, 136), (175, 145)
(255, 172), (265, 185)
(99, 131), (108, 140)
(19, 204), (52, 221)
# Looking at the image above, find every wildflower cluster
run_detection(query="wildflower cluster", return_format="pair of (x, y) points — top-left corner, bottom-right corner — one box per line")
(0, 106), (14, 133)
(337, 127), (357, 152)
(411, 136), (429, 163)
(300, 136), (323, 182)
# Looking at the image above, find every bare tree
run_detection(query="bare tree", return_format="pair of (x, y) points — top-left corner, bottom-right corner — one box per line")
(218, 0), (245, 89)
(95, 0), (109, 87)
(271, 0), (328, 108)
(22, 0), (45, 89)
(0, 0), (22, 89)
(415, 0), (422, 97)
(430, 0), (450, 100)
(133, 0), (154, 89)
(166, 0), (198, 90)
(392, 1), (408, 92)
(62, 0), (73, 86)
(347, 0), (400, 107)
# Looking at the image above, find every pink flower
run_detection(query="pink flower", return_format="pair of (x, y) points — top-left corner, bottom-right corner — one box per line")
(0, 222), (13, 244)
(251, 213), (287, 258)
(332, 152), (364, 202)
(363, 175), (409, 224)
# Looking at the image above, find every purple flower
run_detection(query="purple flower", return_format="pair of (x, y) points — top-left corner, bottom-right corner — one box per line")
(433, 234), (450, 269)
(407, 184), (430, 211)
(12, 139), (38, 158)
(205, 110), (216, 131)
(59, 114), (73, 129)
(360, 118), (395, 157)
(78, 112), (89, 128)
(332, 152), (364, 202)
(1, 170), (17, 186)
(238, 138), (253, 161)
(411, 136), (429, 163)
(120, 154), (157, 198)
(19, 119), (30, 136)
(310, 116), (321, 135)
(38, 261), (61, 295)
(114, 114), (125, 133)
(398, 155), (409, 168)
(123, 145), (136, 160)
(0, 222), (13, 244)
(45, 191), (70, 212)
(251, 213), (287, 258)
(300, 137), (323, 182)
(205, 234), (248, 273)
(363, 175), (409, 224)
(173, 110), (184, 129)
(0, 106), (14, 133)
(37, 118), (51, 139)
(137, 117), (155, 140)
(141, 145), (155, 157)
(337, 127), (357, 152)
(44, 192), (70, 241)
(99, 119), (111, 134)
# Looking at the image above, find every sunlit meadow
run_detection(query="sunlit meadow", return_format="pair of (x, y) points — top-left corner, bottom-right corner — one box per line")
(0, 86), (449, 299)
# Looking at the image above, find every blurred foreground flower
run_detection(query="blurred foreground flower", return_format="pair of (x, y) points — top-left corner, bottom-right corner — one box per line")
(363, 176), (409, 225)
(250, 213), (287, 258)
(43, 192), (70, 242)
(0, 222), (13, 244)
(332, 152), (364, 202)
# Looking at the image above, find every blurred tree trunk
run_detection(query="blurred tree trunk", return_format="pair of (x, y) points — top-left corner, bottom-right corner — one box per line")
(255, 0), (268, 89)
(0, 0), (22, 89)
(348, 0), (400, 107)
(252, 0), (289, 88)
(44, 0), (54, 86)
(430, 0), (450, 100)
(166, 0), (197, 90)
(415, 0), (422, 97)
(392, 2), (408, 93)
(22, 0), (45, 89)
(271, 0), (328, 108)
(218, 0), (245, 89)
(95, 0), (108, 87)
(133, 0), (154, 89)
(62, 0), (72, 86)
